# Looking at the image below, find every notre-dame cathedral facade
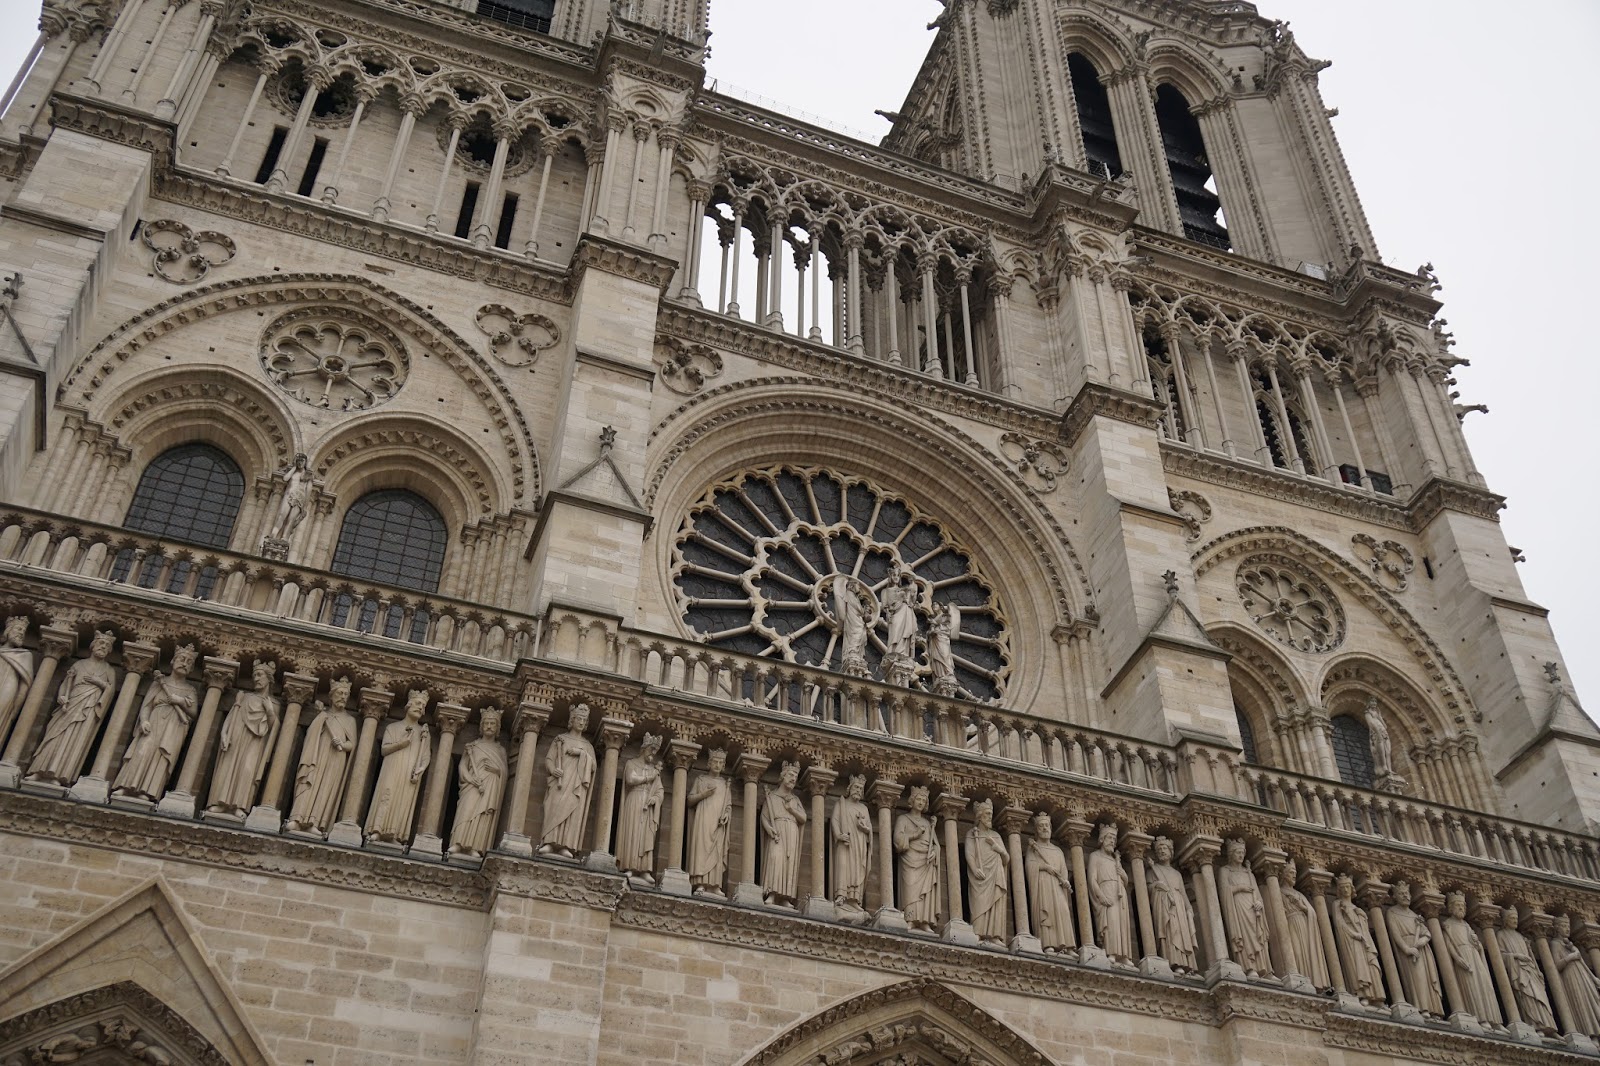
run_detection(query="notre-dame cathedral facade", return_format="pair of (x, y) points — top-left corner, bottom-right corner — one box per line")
(0, 0), (1596, 1061)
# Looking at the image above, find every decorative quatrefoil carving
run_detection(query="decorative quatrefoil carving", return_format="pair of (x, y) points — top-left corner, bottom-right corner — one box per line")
(474, 304), (561, 369)
(140, 219), (236, 284)
(1351, 533), (1415, 593)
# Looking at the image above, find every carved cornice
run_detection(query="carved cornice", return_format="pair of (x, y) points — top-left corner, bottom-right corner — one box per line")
(481, 854), (628, 910)
(1324, 1008), (1594, 1065)
(1407, 476), (1506, 529)
(1060, 382), (1165, 449)
(655, 307), (1062, 439)
(47, 94), (175, 157)
(0, 792), (485, 907)
(1163, 445), (1414, 532)
(153, 173), (572, 305)
(569, 235), (678, 294)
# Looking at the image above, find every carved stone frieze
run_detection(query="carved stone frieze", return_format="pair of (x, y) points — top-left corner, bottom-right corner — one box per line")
(140, 220), (237, 285)
(1060, 383), (1165, 449)
(0, 982), (231, 1066)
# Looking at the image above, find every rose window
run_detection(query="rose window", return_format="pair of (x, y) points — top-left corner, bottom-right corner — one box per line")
(1236, 557), (1345, 653)
(672, 466), (1010, 701)
(261, 311), (407, 412)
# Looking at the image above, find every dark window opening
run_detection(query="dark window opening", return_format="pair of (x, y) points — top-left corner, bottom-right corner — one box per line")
(463, 131), (499, 167)
(1154, 84), (1230, 250)
(475, 0), (553, 32)
(454, 181), (480, 240)
(1422, 556), (1435, 580)
(1339, 464), (1394, 495)
(1235, 703), (1258, 765)
(1330, 714), (1375, 789)
(296, 136), (329, 198)
(330, 490), (448, 641)
(1067, 53), (1122, 179)
(1257, 398), (1290, 468)
(253, 126), (288, 185)
(111, 443), (244, 599)
(495, 192), (519, 249)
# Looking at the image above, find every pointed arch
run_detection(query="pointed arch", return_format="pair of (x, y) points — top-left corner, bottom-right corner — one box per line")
(1209, 623), (1308, 771)
(738, 978), (1058, 1066)
(0, 879), (272, 1065)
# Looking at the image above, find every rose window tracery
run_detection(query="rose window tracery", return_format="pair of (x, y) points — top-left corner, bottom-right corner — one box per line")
(672, 466), (1010, 701)
(1236, 556), (1345, 653)
(261, 311), (408, 412)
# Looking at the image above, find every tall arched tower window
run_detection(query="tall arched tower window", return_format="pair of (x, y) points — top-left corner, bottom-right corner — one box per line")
(1067, 53), (1122, 179)
(1154, 84), (1229, 250)
(1234, 703), (1258, 765)
(330, 490), (447, 639)
(114, 443), (245, 597)
(1330, 714), (1375, 789)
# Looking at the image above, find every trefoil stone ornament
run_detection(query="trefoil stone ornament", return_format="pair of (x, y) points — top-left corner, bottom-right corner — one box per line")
(141, 219), (236, 284)
(475, 303), (560, 370)
(1351, 533), (1415, 593)
(998, 432), (1069, 493)
(655, 337), (724, 395)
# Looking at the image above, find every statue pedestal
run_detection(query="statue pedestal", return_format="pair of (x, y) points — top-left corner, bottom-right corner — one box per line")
(1335, 992), (1365, 1012)
(1139, 955), (1174, 979)
(67, 775), (111, 805)
(109, 793), (154, 813)
(19, 778), (65, 798)
(1281, 973), (1317, 995)
(941, 919), (978, 947)
(1564, 1033), (1598, 1053)
(1506, 1021), (1542, 1044)
(445, 850), (484, 869)
(1388, 1002), (1424, 1024)
(802, 896), (836, 922)
(1078, 945), (1111, 969)
(658, 868), (692, 896)
(260, 536), (290, 562)
(155, 789), (198, 819)
(583, 850), (618, 874)
(0, 762), (21, 789)
(408, 833), (445, 861)
(1206, 959), (1247, 984)
(327, 819), (365, 848)
(1010, 933), (1043, 955)
(366, 838), (406, 856)
(244, 805), (283, 833)
(1447, 1011), (1483, 1035)
(199, 808), (245, 826)
(871, 906), (908, 931)
(732, 881), (765, 906)
(496, 831), (534, 858)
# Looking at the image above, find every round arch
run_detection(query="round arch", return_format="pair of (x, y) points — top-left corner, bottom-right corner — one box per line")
(738, 978), (1059, 1066)
(645, 379), (1095, 711)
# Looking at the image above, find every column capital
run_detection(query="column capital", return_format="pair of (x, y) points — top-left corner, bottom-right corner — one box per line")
(38, 624), (77, 659)
(1059, 815), (1094, 848)
(998, 806), (1035, 837)
(1521, 908), (1556, 939)
(1570, 918), (1600, 951)
(358, 687), (395, 721)
(1354, 875), (1392, 910)
(1177, 833), (1222, 872)
(598, 717), (634, 749)
(513, 699), (551, 741)
(734, 752), (770, 782)
(280, 672), (319, 705)
(1297, 864), (1335, 897)
(666, 738), (701, 768)
(802, 765), (837, 797)
(931, 790), (968, 820)
(1468, 899), (1503, 930)
(1413, 886), (1446, 920)
(868, 777), (902, 810)
(201, 657), (240, 690)
(433, 702), (471, 734)
(118, 641), (163, 676)
(1248, 844), (1288, 879)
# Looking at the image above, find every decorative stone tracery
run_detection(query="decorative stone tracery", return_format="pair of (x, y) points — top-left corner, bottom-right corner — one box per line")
(1235, 556), (1345, 654)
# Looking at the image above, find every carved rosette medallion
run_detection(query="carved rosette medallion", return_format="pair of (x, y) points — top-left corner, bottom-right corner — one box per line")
(1235, 556), (1345, 653)
(260, 310), (408, 411)
(672, 465), (1010, 701)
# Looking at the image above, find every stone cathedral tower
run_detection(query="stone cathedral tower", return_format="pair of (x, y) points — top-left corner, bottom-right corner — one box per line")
(0, 0), (1596, 1061)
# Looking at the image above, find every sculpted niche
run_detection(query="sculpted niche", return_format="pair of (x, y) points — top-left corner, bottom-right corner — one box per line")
(1146, 835), (1197, 973)
(540, 703), (596, 858)
(1025, 812), (1074, 955)
(829, 774), (873, 919)
(286, 677), (356, 836)
(894, 785), (941, 932)
(963, 799), (1008, 946)
(112, 644), (199, 803)
(365, 690), (431, 846)
(615, 732), (665, 884)
(26, 631), (116, 788)
(760, 760), (807, 907)
(449, 707), (507, 860)
(205, 660), (280, 818)
(687, 747), (732, 897)
(0, 617), (35, 740)
(1086, 824), (1131, 963)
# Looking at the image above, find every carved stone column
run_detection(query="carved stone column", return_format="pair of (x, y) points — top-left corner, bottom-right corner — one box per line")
(409, 703), (470, 860)
(584, 716), (633, 873)
(0, 624), (74, 788)
(1474, 902), (1537, 1042)
(1418, 888), (1479, 1033)
(69, 640), (161, 804)
(1254, 846), (1314, 992)
(156, 657), (239, 818)
(658, 738), (701, 895)
(936, 791), (976, 945)
(1358, 877), (1416, 1019)
(869, 778), (906, 930)
(496, 691), (551, 857)
(328, 688), (393, 847)
(1121, 829), (1164, 976)
(1303, 866), (1350, 997)
(731, 753), (769, 905)
(1181, 835), (1242, 982)
(1528, 910), (1597, 1050)
(802, 766), (837, 920)
(242, 672), (318, 830)
(1002, 807), (1042, 955)
(1062, 816), (1103, 967)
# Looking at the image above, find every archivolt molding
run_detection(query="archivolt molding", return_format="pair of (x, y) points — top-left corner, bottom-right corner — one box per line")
(95, 366), (300, 475)
(644, 377), (1095, 623)
(1192, 526), (1476, 724)
(1319, 655), (1460, 751)
(1208, 623), (1308, 713)
(738, 979), (1059, 1066)
(311, 414), (509, 524)
(0, 982), (231, 1066)
(63, 274), (540, 503)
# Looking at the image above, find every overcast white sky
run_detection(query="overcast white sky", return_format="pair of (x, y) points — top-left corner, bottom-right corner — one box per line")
(0, 1), (1594, 710)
